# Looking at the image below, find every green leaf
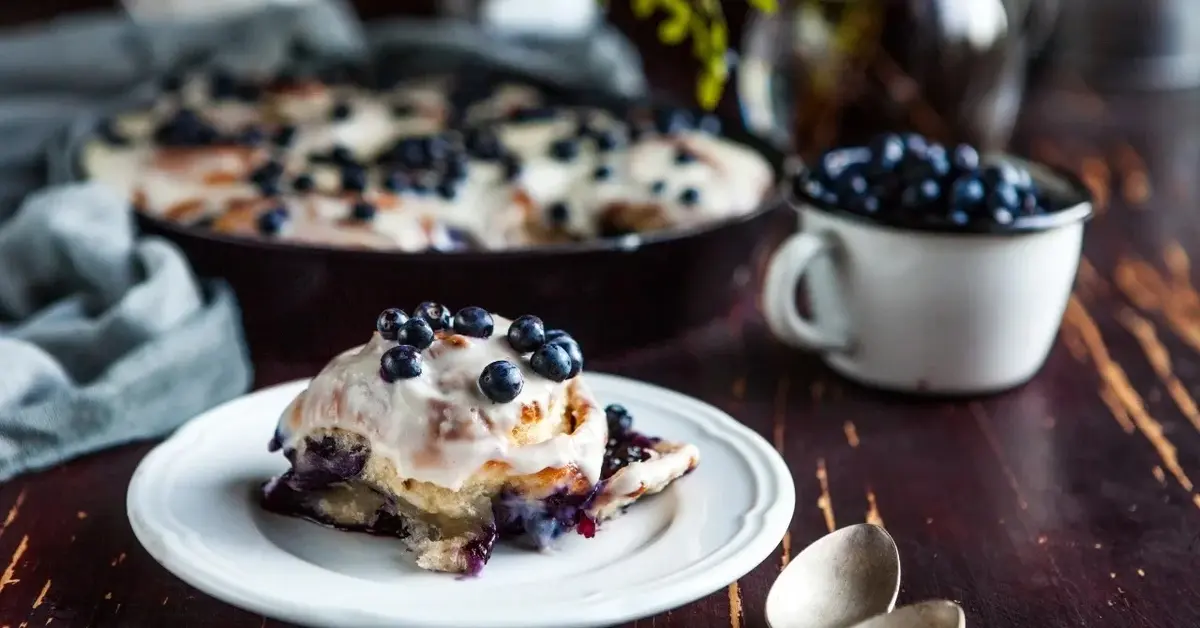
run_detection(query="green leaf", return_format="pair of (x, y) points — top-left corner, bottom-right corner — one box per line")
(658, 14), (690, 44)
(696, 70), (724, 111)
(632, 0), (657, 19)
(748, 0), (779, 13)
(691, 20), (710, 57)
(710, 20), (727, 53)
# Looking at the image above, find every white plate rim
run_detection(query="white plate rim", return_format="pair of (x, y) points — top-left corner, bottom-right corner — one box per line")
(127, 372), (796, 628)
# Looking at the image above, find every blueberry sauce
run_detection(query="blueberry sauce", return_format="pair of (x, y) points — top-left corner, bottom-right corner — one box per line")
(601, 404), (657, 480)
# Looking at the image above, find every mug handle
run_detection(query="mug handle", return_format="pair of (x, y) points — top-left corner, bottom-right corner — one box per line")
(762, 232), (848, 352)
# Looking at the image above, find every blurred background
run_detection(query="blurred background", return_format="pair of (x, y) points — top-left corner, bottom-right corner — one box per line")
(6, 0), (1195, 157)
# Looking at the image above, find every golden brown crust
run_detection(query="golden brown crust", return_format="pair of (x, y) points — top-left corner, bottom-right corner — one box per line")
(601, 202), (671, 233)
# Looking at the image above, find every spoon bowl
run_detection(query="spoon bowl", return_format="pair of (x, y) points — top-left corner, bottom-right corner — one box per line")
(765, 523), (902, 628)
(848, 600), (966, 628)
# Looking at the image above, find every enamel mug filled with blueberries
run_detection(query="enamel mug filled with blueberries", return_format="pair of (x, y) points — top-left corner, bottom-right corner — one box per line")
(762, 134), (1094, 395)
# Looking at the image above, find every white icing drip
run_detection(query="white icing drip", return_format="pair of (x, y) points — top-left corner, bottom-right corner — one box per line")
(276, 315), (606, 490)
(82, 75), (774, 251)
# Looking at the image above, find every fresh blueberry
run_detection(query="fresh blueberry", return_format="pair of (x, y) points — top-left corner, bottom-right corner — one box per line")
(796, 174), (827, 202)
(593, 165), (613, 181)
(387, 137), (428, 169)
(508, 106), (557, 123)
(593, 129), (621, 152)
(650, 180), (667, 195)
(351, 201), (376, 221)
(988, 181), (1021, 210)
(834, 165), (870, 201)
(924, 144), (952, 178)
(992, 207), (1015, 225)
(950, 175), (986, 208)
(376, 308), (409, 340)
(330, 101), (353, 121)
(530, 344), (572, 382)
(479, 361), (524, 403)
(544, 329), (573, 344)
(1018, 190), (1041, 215)
(815, 147), (871, 183)
(397, 317), (435, 350)
(679, 187), (700, 206)
(383, 171), (409, 193)
(380, 345), (422, 381)
(605, 403), (633, 436)
(256, 206), (288, 235)
(948, 207), (973, 226)
(235, 82), (261, 102)
(415, 302), (452, 330)
(465, 128), (502, 160)
(902, 132), (929, 156)
(453, 306), (494, 338)
(330, 145), (356, 166)
(238, 126), (266, 146)
(211, 71), (238, 99)
(951, 144), (980, 172)
(547, 202), (570, 226)
(848, 195), (881, 214)
(342, 166), (368, 193)
(545, 332), (583, 378)
(96, 119), (129, 146)
(674, 147), (697, 165)
(250, 162), (283, 196)
(654, 108), (695, 134)
(901, 179), (941, 208)
(982, 163), (1027, 189)
(153, 108), (219, 147)
(292, 173), (315, 193)
(274, 125), (297, 147)
(442, 154), (469, 181)
(507, 315), (546, 353)
(549, 138), (579, 162)
(697, 114), (722, 135)
(574, 116), (596, 138)
(501, 154), (523, 181)
(869, 133), (905, 172)
(436, 179), (458, 200)
(424, 135), (453, 163)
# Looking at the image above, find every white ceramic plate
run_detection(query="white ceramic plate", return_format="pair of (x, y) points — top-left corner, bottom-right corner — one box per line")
(127, 373), (795, 628)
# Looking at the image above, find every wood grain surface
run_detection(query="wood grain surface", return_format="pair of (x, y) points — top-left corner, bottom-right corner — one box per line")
(3, 4), (1200, 628)
(1, 76), (1199, 627)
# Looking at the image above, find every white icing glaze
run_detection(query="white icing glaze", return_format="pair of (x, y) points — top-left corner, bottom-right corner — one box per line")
(82, 74), (774, 251)
(275, 315), (606, 490)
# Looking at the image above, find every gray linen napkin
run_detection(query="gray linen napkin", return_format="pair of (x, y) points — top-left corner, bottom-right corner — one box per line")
(0, 1), (367, 482)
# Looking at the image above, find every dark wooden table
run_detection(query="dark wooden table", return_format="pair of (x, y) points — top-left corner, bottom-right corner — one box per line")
(1, 74), (1200, 627)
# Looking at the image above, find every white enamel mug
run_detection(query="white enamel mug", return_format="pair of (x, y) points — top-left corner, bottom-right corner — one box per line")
(762, 156), (1093, 394)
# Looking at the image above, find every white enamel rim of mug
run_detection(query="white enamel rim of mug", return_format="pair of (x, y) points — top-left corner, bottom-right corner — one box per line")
(126, 373), (796, 628)
(762, 153), (1094, 355)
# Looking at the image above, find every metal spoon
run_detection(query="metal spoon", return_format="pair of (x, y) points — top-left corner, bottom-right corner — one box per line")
(848, 600), (966, 628)
(765, 523), (902, 628)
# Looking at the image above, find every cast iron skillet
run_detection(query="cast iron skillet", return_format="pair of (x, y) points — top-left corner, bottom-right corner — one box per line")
(122, 57), (789, 370)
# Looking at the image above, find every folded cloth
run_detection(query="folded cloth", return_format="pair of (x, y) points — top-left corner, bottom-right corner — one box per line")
(0, 185), (252, 481)
(0, 1), (368, 482)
